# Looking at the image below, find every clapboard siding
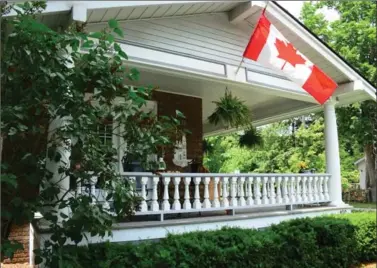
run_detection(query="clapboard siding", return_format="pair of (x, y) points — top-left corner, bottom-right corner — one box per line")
(86, 12), (345, 82)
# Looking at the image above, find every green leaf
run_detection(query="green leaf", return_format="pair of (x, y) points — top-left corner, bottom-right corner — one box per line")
(82, 40), (94, 48)
(176, 110), (185, 119)
(118, 50), (128, 60)
(89, 32), (102, 39)
(108, 19), (119, 29)
(114, 43), (121, 52)
(113, 27), (124, 38)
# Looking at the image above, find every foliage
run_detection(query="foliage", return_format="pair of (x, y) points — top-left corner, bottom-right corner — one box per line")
(71, 213), (376, 268)
(238, 127), (263, 149)
(207, 88), (251, 129)
(204, 117), (362, 183)
(300, 1), (377, 197)
(0, 2), (185, 266)
(336, 212), (377, 262)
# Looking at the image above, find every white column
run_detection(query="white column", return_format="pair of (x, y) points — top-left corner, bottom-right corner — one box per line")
(324, 99), (344, 206)
(46, 117), (71, 219)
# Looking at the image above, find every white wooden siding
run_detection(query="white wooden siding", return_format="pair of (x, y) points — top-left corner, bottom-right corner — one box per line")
(87, 13), (284, 79)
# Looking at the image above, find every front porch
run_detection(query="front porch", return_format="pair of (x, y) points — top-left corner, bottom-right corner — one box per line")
(33, 0), (374, 246)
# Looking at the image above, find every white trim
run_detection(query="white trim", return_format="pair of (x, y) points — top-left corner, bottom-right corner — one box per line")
(39, 206), (351, 244)
(72, 3), (87, 23)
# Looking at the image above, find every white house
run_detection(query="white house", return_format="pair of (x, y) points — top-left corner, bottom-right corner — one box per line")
(5, 1), (377, 266)
(355, 157), (367, 190)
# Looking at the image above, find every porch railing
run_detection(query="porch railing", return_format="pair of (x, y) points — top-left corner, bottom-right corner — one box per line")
(78, 173), (331, 220)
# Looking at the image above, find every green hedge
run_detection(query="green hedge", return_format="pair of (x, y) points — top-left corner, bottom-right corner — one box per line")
(71, 212), (375, 268)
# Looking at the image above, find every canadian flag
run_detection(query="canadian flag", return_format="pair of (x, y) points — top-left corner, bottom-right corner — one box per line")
(243, 12), (337, 104)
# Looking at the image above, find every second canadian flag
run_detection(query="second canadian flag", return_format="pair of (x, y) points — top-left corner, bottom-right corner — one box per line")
(243, 11), (337, 105)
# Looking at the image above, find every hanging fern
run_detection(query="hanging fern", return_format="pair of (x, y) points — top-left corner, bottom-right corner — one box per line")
(208, 88), (251, 129)
(239, 127), (263, 149)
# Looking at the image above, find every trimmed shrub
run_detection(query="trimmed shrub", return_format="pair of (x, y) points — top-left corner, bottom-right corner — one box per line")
(336, 211), (377, 262)
(73, 212), (376, 268)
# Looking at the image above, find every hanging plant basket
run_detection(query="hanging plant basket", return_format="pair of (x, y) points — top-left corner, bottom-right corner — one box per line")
(239, 127), (263, 149)
(208, 88), (251, 129)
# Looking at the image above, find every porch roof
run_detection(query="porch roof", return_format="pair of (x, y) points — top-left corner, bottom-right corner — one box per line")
(9, 1), (376, 135)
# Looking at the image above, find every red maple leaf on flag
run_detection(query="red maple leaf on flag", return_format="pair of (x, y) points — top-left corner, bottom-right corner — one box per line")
(275, 38), (306, 69)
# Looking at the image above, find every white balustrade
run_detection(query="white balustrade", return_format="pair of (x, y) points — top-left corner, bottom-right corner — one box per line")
(296, 177), (302, 202)
(78, 173), (332, 219)
(212, 177), (220, 208)
(172, 177), (181, 210)
(230, 177), (238, 207)
(246, 177), (253, 205)
(193, 177), (202, 209)
(238, 177), (246, 206)
(221, 177), (229, 207)
(202, 177), (211, 208)
(140, 177), (148, 212)
(307, 176), (312, 202)
(151, 176), (159, 211)
(302, 176), (308, 202)
(276, 177), (282, 204)
(313, 176), (319, 201)
(261, 177), (268, 204)
(183, 177), (192, 209)
(282, 176), (289, 203)
(269, 177), (276, 205)
(319, 176), (325, 201)
(254, 177), (262, 205)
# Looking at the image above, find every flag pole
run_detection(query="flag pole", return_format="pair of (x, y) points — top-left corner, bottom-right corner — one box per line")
(235, 1), (270, 75)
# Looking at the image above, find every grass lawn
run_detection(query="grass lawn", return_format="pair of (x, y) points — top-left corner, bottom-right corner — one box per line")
(349, 202), (377, 209)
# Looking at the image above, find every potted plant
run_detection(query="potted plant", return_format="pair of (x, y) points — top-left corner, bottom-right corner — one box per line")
(208, 88), (251, 129)
(239, 127), (263, 149)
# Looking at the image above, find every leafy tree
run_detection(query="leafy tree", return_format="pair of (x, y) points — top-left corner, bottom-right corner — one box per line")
(300, 1), (377, 200)
(1, 2), (185, 266)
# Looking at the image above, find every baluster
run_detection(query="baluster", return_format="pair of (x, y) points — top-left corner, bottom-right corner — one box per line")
(296, 176), (302, 202)
(313, 176), (319, 201)
(269, 177), (276, 204)
(221, 177), (229, 207)
(246, 177), (254, 206)
(172, 177), (181, 210)
(183, 177), (192, 209)
(324, 176), (330, 201)
(193, 177), (202, 209)
(253, 177), (261, 205)
(202, 177), (211, 208)
(291, 176), (297, 203)
(230, 177), (238, 207)
(276, 177), (282, 204)
(282, 176), (289, 203)
(302, 176), (307, 202)
(162, 177), (171, 211)
(318, 176), (325, 201)
(139, 177), (148, 212)
(261, 177), (268, 204)
(90, 177), (98, 204)
(238, 177), (246, 206)
(212, 177), (220, 208)
(151, 177), (160, 211)
(307, 176), (313, 202)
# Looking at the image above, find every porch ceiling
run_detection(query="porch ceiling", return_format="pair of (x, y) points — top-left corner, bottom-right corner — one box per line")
(131, 66), (317, 135)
